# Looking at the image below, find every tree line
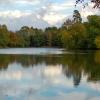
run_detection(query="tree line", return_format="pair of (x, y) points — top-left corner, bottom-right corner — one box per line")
(0, 10), (100, 49)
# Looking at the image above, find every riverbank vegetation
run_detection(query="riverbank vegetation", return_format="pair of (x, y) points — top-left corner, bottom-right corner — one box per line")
(0, 10), (100, 49)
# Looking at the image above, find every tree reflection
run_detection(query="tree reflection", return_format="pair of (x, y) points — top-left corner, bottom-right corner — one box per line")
(0, 51), (100, 87)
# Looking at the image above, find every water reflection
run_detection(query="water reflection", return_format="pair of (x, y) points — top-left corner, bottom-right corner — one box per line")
(0, 50), (100, 99)
(0, 52), (100, 83)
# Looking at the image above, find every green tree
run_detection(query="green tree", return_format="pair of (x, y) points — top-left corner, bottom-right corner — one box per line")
(0, 25), (10, 47)
(30, 29), (45, 47)
(73, 10), (82, 23)
(84, 15), (100, 49)
(70, 23), (87, 49)
(45, 27), (62, 47)
(62, 19), (73, 29)
(95, 36), (100, 48)
(60, 28), (72, 48)
(8, 32), (19, 47)
(61, 22), (87, 49)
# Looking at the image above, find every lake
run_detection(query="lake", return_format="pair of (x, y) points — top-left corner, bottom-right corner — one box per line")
(0, 48), (100, 100)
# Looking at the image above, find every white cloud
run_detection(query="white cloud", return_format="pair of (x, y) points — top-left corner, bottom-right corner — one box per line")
(0, 62), (100, 99)
(40, 1), (74, 25)
(80, 4), (100, 21)
(50, 2), (74, 11)
(15, 0), (40, 6)
(0, 0), (41, 4)
(0, 0), (99, 30)
(43, 13), (67, 25)
(88, 82), (100, 92)
(0, 10), (31, 18)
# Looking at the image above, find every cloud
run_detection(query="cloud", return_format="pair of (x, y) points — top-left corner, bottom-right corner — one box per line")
(0, 62), (100, 99)
(0, 14), (49, 31)
(80, 3), (100, 21)
(0, 0), (41, 4)
(50, 2), (75, 11)
(0, 10), (31, 18)
(38, 1), (74, 26)
(0, 0), (99, 30)
(43, 12), (66, 25)
(15, 0), (40, 5)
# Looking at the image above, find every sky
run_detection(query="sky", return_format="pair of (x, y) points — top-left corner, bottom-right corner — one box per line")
(0, 0), (99, 31)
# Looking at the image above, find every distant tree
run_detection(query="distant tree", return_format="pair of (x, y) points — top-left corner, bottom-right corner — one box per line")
(73, 10), (82, 23)
(61, 23), (86, 49)
(17, 26), (31, 46)
(60, 29), (72, 48)
(95, 36), (100, 48)
(45, 27), (61, 47)
(69, 23), (87, 49)
(62, 19), (74, 29)
(0, 25), (9, 47)
(30, 29), (45, 47)
(8, 32), (19, 47)
(87, 15), (100, 29)
(85, 15), (100, 49)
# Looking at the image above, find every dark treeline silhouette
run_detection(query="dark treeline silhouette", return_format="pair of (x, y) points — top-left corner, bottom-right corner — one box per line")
(0, 10), (100, 49)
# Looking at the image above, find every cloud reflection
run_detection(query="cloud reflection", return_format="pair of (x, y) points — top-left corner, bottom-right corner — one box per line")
(0, 53), (100, 100)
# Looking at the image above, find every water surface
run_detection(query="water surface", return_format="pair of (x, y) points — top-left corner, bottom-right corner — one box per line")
(0, 48), (100, 100)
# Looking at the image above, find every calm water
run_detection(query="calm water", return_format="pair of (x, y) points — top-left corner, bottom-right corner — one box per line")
(0, 48), (100, 100)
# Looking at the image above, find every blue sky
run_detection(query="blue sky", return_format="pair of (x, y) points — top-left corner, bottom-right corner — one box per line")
(0, 0), (99, 30)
